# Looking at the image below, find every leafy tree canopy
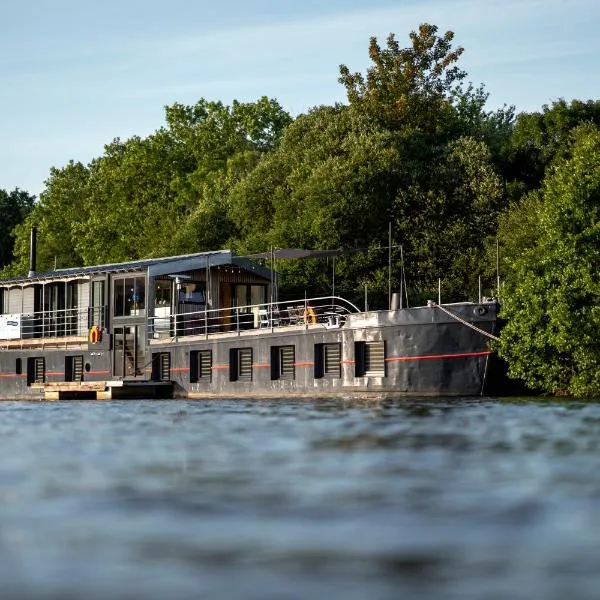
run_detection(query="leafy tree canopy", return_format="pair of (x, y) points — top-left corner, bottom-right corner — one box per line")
(0, 188), (35, 272)
(7, 97), (292, 271)
(229, 99), (503, 305)
(8, 161), (90, 275)
(339, 23), (466, 133)
(504, 99), (600, 202)
(497, 124), (600, 396)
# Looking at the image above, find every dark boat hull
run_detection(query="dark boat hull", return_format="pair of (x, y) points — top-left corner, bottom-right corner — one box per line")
(0, 302), (500, 400)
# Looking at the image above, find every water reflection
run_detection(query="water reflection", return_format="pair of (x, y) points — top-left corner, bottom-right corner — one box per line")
(0, 398), (600, 599)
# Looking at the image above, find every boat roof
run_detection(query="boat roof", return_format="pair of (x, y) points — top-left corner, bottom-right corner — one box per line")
(0, 250), (272, 286)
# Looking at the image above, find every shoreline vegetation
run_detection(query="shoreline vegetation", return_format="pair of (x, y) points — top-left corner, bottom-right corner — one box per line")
(2, 24), (600, 397)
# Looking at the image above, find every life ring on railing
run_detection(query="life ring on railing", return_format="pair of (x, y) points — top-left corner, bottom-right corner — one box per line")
(89, 325), (102, 344)
(303, 306), (317, 325)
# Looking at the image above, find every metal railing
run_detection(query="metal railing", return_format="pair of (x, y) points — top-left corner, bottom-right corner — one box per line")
(0, 306), (106, 342)
(148, 296), (360, 340)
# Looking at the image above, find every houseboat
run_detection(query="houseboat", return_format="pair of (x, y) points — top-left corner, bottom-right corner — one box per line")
(0, 238), (501, 400)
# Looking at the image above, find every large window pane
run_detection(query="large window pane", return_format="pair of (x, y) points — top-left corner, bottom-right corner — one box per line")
(115, 276), (146, 317)
(114, 280), (125, 317)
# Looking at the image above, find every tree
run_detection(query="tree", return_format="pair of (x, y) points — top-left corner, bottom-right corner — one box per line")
(497, 125), (600, 396)
(228, 100), (503, 304)
(70, 131), (192, 264)
(164, 97), (292, 254)
(2, 97), (293, 272)
(0, 188), (35, 269)
(8, 162), (90, 275)
(504, 99), (600, 202)
(68, 97), (292, 264)
(339, 23), (466, 133)
(227, 24), (507, 303)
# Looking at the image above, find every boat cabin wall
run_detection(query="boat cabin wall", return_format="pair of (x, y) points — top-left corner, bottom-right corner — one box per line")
(148, 265), (272, 318)
(0, 278), (95, 340)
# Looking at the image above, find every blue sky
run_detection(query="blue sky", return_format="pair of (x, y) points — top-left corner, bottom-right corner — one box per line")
(1, 0), (599, 197)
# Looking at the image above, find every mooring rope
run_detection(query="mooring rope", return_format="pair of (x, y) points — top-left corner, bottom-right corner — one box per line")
(434, 303), (500, 341)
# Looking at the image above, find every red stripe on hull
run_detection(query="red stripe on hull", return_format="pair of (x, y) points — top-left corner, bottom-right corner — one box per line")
(386, 350), (492, 362)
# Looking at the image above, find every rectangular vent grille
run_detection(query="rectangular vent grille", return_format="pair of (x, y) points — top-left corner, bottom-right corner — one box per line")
(70, 355), (84, 382)
(237, 348), (253, 381)
(34, 357), (45, 384)
(198, 350), (212, 381)
(324, 343), (341, 377)
(190, 350), (213, 383)
(159, 352), (171, 382)
(280, 346), (295, 379)
(365, 341), (385, 376)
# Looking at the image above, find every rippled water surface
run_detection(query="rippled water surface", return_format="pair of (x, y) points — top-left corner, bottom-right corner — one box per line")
(1, 398), (600, 599)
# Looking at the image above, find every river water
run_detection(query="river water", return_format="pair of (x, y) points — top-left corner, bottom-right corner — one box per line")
(1, 398), (599, 599)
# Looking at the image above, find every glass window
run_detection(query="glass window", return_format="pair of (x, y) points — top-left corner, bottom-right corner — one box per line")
(234, 284), (247, 309)
(114, 276), (146, 317)
(114, 280), (125, 317)
(155, 280), (172, 308)
(250, 285), (265, 306)
(179, 282), (205, 305)
(231, 284), (266, 309)
(91, 280), (106, 328)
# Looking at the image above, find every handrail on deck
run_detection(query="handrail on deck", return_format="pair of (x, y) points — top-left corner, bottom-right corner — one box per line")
(0, 305), (106, 342)
(148, 295), (359, 340)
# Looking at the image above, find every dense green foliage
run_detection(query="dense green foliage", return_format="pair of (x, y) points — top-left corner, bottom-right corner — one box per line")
(0, 188), (35, 270)
(3, 24), (600, 395)
(230, 24), (508, 303)
(7, 97), (291, 272)
(502, 99), (600, 202)
(497, 125), (600, 396)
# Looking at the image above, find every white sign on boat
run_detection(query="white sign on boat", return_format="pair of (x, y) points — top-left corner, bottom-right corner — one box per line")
(0, 313), (21, 339)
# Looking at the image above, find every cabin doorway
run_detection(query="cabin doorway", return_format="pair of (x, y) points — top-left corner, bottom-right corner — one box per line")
(113, 325), (146, 378)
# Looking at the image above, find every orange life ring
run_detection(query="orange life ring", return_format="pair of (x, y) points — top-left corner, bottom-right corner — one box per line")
(89, 325), (102, 344)
(303, 306), (317, 325)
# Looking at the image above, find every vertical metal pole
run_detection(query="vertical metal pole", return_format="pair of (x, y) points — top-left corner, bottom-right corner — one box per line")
(205, 258), (209, 338)
(364, 283), (368, 312)
(332, 255), (335, 301)
(388, 222), (392, 310)
(274, 249), (278, 303)
(270, 247), (274, 309)
(438, 278), (441, 306)
(478, 276), (482, 304)
(303, 291), (308, 330)
(174, 278), (180, 340)
(399, 245), (404, 310)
